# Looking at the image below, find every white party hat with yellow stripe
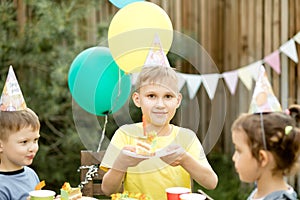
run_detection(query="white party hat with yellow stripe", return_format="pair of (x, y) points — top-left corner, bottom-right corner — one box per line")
(248, 65), (282, 113)
(0, 65), (27, 111)
(144, 34), (171, 68)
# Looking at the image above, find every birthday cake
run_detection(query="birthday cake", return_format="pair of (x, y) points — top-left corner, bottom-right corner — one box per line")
(135, 131), (157, 156)
(60, 182), (82, 200)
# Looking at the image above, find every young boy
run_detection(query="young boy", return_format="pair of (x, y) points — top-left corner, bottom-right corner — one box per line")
(0, 66), (41, 200)
(100, 66), (218, 200)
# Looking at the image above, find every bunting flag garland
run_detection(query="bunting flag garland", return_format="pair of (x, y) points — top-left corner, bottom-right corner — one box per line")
(180, 73), (202, 99)
(131, 31), (300, 100)
(201, 74), (220, 100)
(279, 39), (298, 63)
(222, 71), (238, 95)
(294, 32), (300, 44)
(237, 66), (254, 90)
(263, 50), (281, 74)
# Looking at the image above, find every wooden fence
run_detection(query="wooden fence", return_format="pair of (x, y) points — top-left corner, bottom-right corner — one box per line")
(13, 0), (300, 192)
(91, 0), (300, 191)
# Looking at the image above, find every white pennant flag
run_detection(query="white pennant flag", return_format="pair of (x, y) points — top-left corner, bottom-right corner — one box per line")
(294, 32), (300, 44)
(247, 60), (263, 81)
(176, 73), (187, 92)
(238, 66), (254, 90)
(279, 39), (298, 63)
(222, 70), (238, 95)
(201, 73), (220, 100)
(181, 73), (202, 99)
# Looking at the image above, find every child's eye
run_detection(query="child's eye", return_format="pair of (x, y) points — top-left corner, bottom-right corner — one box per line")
(147, 94), (156, 98)
(165, 94), (173, 99)
(34, 138), (39, 143)
(20, 140), (27, 144)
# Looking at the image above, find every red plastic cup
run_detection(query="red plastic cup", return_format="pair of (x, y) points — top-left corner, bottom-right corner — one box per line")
(166, 187), (191, 200)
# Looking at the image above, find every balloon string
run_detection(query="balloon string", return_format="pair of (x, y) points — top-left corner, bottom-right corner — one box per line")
(97, 115), (108, 152)
(110, 68), (122, 113)
(118, 68), (121, 96)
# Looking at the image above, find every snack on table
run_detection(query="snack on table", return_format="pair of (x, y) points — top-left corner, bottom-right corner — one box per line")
(135, 131), (157, 156)
(60, 182), (82, 200)
(111, 191), (151, 200)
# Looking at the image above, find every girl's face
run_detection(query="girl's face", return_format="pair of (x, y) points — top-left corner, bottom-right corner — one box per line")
(0, 126), (40, 171)
(133, 82), (182, 129)
(232, 129), (261, 183)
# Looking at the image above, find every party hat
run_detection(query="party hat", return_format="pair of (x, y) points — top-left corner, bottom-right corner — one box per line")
(144, 34), (171, 68)
(0, 65), (27, 111)
(248, 65), (282, 113)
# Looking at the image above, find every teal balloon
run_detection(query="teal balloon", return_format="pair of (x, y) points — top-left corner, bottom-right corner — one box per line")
(68, 47), (131, 116)
(109, 0), (144, 8)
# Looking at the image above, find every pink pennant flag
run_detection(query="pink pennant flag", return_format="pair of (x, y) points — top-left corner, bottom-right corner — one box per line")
(222, 70), (238, 95)
(279, 39), (298, 63)
(0, 66), (27, 111)
(144, 34), (171, 68)
(263, 50), (281, 74)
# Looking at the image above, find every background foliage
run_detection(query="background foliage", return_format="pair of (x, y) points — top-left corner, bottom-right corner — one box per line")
(0, 0), (252, 198)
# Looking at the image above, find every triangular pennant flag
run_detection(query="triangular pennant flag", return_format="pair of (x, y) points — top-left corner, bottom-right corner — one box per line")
(264, 50), (281, 74)
(238, 66), (253, 90)
(247, 60), (263, 81)
(144, 34), (171, 68)
(176, 73), (187, 92)
(248, 66), (282, 113)
(0, 66), (27, 111)
(181, 73), (202, 99)
(130, 72), (139, 85)
(222, 70), (238, 95)
(293, 31), (300, 44)
(201, 73), (220, 100)
(279, 39), (298, 63)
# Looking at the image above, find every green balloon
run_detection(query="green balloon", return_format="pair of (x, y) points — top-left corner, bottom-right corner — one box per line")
(68, 47), (131, 116)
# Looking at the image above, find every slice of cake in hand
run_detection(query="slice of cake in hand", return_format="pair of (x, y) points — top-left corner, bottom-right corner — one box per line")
(135, 131), (157, 156)
(60, 182), (82, 200)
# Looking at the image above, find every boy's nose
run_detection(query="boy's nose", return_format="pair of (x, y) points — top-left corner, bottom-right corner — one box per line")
(156, 98), (165, 107)
(28, 143), (39, 152)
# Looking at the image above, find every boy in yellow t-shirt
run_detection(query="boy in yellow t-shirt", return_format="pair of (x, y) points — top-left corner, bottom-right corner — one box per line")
(100, 66), (218, 200)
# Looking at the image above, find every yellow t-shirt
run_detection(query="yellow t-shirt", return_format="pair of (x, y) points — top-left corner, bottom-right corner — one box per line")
(100, 123), (207, 200)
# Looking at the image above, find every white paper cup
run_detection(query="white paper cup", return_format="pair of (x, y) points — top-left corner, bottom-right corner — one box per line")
(166, 187), (191, 200)
(29, 190), (56, 200)
(180, 193), (206, 200)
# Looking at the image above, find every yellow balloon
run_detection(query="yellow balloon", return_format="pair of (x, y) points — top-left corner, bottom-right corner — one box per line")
(108, 1), (173, 73)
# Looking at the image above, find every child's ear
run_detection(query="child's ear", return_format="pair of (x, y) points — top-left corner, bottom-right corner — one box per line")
(132, 92), (141, 108)
(176, 93), (182, 108)
(258, 150), (269, 167)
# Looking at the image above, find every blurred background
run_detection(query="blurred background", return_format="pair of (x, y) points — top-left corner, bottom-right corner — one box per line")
(0, 0), (300, 199)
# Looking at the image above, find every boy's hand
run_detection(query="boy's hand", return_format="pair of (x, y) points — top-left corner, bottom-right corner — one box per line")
(160, 144), (186, 166)
(112, 145), (147, 172)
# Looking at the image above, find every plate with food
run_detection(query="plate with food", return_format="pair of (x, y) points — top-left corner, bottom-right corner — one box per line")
(123, 144), (182, 159)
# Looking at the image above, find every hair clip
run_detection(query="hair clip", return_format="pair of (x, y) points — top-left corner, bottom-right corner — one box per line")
(285, 125), (293, 135)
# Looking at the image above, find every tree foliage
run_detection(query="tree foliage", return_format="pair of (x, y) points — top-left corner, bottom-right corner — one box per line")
(0, 0), (110, 192)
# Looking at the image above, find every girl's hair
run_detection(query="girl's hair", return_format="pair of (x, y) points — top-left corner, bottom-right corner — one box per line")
(231, 109), (300, 175)
(0, 108), (40, 141)
(135, 66), (178, 92)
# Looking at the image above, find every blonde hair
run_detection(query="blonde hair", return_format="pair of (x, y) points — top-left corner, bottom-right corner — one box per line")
(135, 66), (179, 92)
(0, 108), (40, 141)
